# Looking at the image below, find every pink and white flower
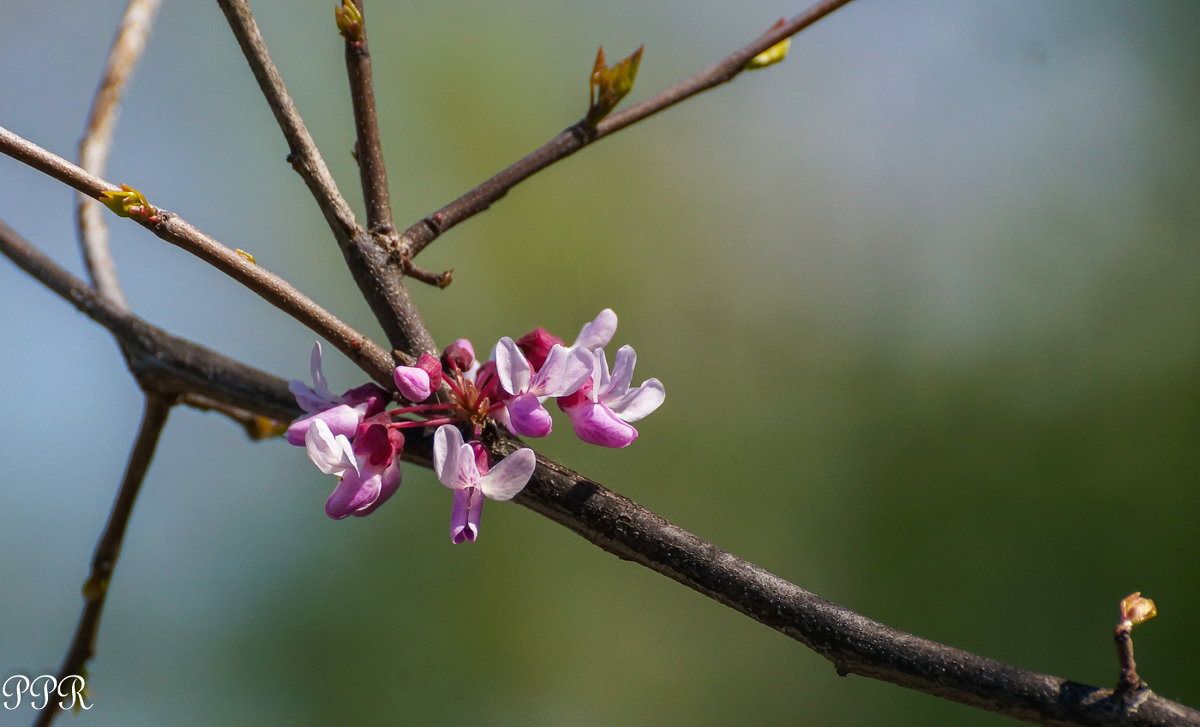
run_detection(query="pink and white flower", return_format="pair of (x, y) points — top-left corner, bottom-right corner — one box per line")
(432, 424), (536, 544)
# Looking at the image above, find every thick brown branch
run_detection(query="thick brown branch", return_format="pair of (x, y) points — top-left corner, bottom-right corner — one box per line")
(463, 429), (1199, 727)
(32, 394), (173, 727)
(7, 214), (1197, 724)
(0, 219), (300, 421)
(402, 0), (856, 258)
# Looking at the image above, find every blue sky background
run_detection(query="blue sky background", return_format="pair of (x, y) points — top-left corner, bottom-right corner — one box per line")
(1, 2), (1198, 725)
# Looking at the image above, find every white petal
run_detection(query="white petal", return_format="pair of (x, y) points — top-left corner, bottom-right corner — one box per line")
(603, 345), (637, 398)
(607, 378), (665, 422)
(480, 448), (536, 501)
(305, 419), (357, 477)
(532, 344), (593, 397)
(308, 342), (336, 401)
(495, 337), (532, 395)
(572, 309), (617, 351)
(432, 424), (463, 486)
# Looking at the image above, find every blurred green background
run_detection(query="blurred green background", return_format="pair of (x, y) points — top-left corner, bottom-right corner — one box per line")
(1, 1), (1197, 724)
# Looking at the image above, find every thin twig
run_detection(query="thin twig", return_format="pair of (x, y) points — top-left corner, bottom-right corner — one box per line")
(32, 394), (174, 727)
(0, 126), (395, 387)
(76, 0), (162, 311)
(341, 0), (394, 235)
(402, 0), (856, 259)
(216, 0), (438, 358)
(214, 0), (358, 240)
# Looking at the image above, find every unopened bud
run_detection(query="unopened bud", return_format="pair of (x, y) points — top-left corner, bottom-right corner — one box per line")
(1119, 592), (1157, 627)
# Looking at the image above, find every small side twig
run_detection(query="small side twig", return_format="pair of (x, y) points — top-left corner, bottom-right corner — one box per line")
(32, 394), (174, 727)
(401, 0), (857, 259)
(76, 0), (162, 311)
(1115, 592), (1157, 695)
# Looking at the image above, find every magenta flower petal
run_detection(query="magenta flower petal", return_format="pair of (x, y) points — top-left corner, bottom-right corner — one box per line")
(506, 393), (553, 438)
(562, 398), (638, 448)
(324, 466), (382, 519)
(450, 487), (483, 544)
(394, 365), (432, 402)
(349, 462), (402, 518)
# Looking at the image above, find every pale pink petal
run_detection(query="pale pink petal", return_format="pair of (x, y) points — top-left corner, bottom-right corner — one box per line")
(532, 345), (593, 397)
(495, 337), (532, 396)
(572, 309), (617, 351)
(479, 449), (536, 501)
(608, 378), (665, 422)
(433, 424), (464, 487)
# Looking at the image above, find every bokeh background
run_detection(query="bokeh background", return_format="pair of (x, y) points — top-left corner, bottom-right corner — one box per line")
(2, 1), (1197, 724)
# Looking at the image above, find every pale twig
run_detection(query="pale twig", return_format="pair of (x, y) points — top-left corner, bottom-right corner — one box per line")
(76, 0), (162, 311)
(32, 394), (174, 727)
(402, 0), (856, 259)
(0, 125), (394, 387)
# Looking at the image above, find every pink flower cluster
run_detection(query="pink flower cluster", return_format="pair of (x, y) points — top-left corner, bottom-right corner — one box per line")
(286, 310), (664, 543)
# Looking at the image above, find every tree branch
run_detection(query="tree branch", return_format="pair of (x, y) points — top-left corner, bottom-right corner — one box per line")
(6, 213), (1196, 725)
(215, 0), (438, 358)
(75, 0), (162, 311)
(0, 219), (300, 421)
(401, 0), (857, 259)
(340, 0), (393, 236)
(32, 394), (174, 727)
(0, 125), (395, 388)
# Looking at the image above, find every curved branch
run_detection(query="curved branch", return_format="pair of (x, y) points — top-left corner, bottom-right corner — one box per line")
(402, 0), (857, 259)
(76, 0), (162, 311)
